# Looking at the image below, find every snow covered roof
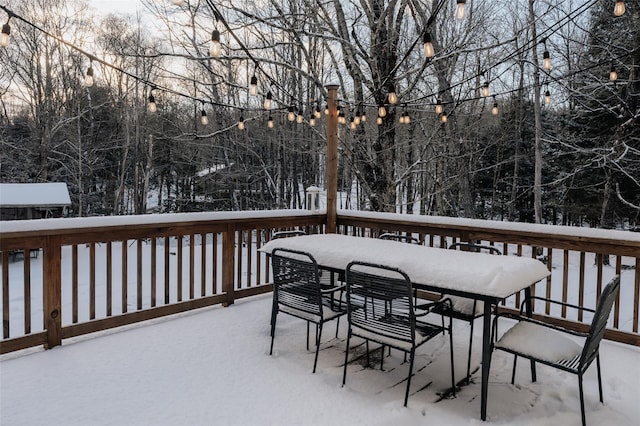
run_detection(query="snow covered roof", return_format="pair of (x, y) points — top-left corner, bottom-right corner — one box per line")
(0, 182), (72, 208)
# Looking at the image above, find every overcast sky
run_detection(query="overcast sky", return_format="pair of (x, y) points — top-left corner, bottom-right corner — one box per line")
(89, 0), (145, 16)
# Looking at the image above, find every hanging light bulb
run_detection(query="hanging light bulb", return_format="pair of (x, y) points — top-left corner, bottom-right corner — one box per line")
(378, 102), (387, 118)
(354, 114), (361, 126)
(544, 90), (552, 104)
(200, 109), (209, 125)
(296, 109), (304, 124)
(267, 116), (274, 128)
(324, 103), (330, 115)
(399, 112), (405, 124)
(543, 50), (552, 70)
(238, 115), (245, 130)
(172, 0), (184, 5)
(491, 98), (499, 116)
(423, 32), (435, 58)
(314, 104), (321, 118)
(338, 110), (346, 125)
(481, 81), (490, 97)
(148, 93), (157, 113)
(609, 63), (618, 81)
(0, 21), (11, 48)
(435, 99), (443, 114)
(84, 64), (94, 87)
(309, 116), (316, 126)
(263, 91), (272, 109)
(287, 105), (295, 122)
(249, 74), (258, 96)
(614, 1), (626, 16)
(387, 84), (398, 105)
(404, 111), (411, 124)
(377, 115), (383, 125)
(455, 0), (466, 20)
(361, 111), (367, 122)
(349, 117), (356, 130)
(440, 112), (448, 123)
(210, 30), (221, 57)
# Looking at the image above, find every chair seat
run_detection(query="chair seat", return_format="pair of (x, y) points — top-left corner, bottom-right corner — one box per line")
(351, 313), (444, 352)
(494, 321), (584, 369)
(432, 295), (483, 318)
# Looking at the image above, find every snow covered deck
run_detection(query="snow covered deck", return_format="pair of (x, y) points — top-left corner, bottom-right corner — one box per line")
(1, 294), (638, 426)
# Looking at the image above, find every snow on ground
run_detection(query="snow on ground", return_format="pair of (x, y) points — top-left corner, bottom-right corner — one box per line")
(1, 293), (639, 426)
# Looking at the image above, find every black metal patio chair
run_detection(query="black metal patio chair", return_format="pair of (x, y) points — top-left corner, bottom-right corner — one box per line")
(378, 232), (421, 245)
(269, 248), (347, 373)
(342, 261), (455, 406)
(271, 229), (306, 239)
(431, 242), (502, 384)
(491, 274), (621, 426)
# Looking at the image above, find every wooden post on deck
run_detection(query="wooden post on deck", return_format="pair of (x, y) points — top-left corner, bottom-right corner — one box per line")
(44, 236), (62, 348)
(325, 84), (339, 234)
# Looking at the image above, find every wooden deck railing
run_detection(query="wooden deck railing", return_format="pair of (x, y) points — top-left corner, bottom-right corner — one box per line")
(336, 210), (640, 346)
(1, 209), (638, 354)
(0, 210), (325, 354)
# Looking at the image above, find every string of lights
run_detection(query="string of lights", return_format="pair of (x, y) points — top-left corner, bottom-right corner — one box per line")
(0, 0), (630, 130)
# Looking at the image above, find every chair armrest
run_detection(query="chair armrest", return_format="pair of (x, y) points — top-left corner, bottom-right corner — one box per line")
(320, 284), (346, 295)
(415, 298), (452, 317)
(518, 296), (596, 315)
(494, 311), (589, 338)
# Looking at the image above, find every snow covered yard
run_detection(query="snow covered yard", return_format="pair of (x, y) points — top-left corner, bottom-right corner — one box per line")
(1, 293), (638, 426)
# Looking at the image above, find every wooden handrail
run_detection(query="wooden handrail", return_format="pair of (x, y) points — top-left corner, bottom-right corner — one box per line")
(1, 209), (638, 354)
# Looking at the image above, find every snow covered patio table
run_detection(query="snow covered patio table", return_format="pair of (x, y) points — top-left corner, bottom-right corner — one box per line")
(260, 233), (551, 420)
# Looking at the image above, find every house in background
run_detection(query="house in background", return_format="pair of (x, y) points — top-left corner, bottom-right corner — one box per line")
(0, 182), (71, 221)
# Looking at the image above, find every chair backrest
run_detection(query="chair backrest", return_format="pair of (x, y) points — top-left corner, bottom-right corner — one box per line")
(345, 261), (416, 344)
(271, 248), (323, 318)
(448, 242), (502, 256)
(378, 232), (420, 245)
(272, 230), (306, 239)
(580, 275), (621, 368)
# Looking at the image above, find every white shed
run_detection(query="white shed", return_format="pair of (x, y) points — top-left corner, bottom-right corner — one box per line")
(0, 182), (71, 220)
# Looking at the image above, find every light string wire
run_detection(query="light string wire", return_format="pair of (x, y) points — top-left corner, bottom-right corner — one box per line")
(0, 0), (628, 121)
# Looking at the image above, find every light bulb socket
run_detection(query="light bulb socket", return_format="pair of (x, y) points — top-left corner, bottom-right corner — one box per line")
(423, 32), (434, 58)
(388, 84), (398, 104)
(1, 22), (11, 47)
(543, 50), (551, 70)
(148, 93), (157, 112)
(456, 0), (466, 20)
(482, 82), (490, 97)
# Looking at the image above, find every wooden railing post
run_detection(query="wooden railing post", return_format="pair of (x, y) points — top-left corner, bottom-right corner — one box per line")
(222, 224), (236, 306)
(43, 236), (62, 349)
(325, 84), (339, 234)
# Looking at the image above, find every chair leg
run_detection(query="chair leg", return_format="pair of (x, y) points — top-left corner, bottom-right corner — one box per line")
(404, 348), (416, 407)
(596, 355), (603, 403)
(449, 317), (456, 397)
(511, 355), (518, 384)
(579, 373), (586, 426)
(335, 317), (340, 338)
(270, 312), (277, 355)
(466, 319), (475, 384)
(380, 346), (385, 371)
(342, 330), (352, 386)
(313, 323), (323, 374)
(366, 340), (371, 367)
